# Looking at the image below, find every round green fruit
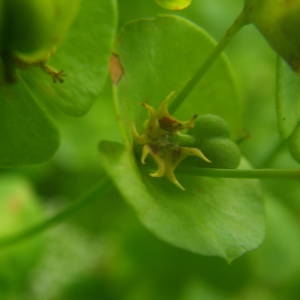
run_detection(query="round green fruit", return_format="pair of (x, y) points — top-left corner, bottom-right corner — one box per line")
(189, 114), (230, 142)
(199, 137), (241, 169)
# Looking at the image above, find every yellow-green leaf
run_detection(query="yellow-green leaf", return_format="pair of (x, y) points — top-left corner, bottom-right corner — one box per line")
(155, 0), (192, 10)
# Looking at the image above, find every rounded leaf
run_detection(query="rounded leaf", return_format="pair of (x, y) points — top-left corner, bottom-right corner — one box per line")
(155, 0), (192, 11)
(114, 15), (242, 141)
(22, 0), (118, 116)
(99, 141), (265, 262)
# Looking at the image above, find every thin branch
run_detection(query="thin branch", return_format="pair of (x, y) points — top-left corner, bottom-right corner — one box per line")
(170, 11), (249, 113)
(0, 179), (110, 248)
(179, 167), (300, 180)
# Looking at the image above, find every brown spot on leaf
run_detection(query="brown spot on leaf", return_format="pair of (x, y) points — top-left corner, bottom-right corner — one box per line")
(109, 54), (124, 85)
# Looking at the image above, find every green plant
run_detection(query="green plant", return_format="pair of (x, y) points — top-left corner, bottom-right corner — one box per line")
(2, 1), (300, 299)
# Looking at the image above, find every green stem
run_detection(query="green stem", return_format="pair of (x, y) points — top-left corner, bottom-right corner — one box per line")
(170, 11), (249, 114)
(0, 178), (110, 248)
(179, 167), (300, 180)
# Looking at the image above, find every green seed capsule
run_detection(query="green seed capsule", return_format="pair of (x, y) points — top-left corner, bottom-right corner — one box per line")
(197, 137), (242, 169)
(189, 114), (230, 141)
(245, 0), (300, 71)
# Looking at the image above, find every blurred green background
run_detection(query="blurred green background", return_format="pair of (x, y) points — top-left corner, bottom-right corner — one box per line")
(1, 1), (300, 299)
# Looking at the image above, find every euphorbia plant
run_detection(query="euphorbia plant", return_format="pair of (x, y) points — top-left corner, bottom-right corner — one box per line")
(1, 0), (300, 271)
(100, 1), (300, 262)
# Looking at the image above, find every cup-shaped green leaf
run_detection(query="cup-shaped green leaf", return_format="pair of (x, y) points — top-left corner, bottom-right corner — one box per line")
(100, 15), (265, 262)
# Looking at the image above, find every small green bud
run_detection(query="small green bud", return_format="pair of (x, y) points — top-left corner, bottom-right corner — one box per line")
(185, 114), (241, 169)
(189, 114), (230, 141)
(199, 137), (242, 169)
(245, 0), (300, 72)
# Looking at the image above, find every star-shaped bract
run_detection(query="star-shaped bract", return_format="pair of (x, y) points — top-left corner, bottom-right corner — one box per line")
(133, 92), (210, 190)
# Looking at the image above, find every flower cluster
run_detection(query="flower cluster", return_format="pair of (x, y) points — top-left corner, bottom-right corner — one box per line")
(133, 93), (210, 190)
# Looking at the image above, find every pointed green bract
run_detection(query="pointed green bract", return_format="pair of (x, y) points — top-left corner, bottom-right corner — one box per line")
(155, 0), (192, 11)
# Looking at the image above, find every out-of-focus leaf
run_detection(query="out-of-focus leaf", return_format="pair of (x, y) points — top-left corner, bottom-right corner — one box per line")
(22, 0), (118, 116)
(0, 1), (117, 167)
(155, 0), (192, 11)
(276, 60), (300, 139)
(181, 280), (226, 300)
(250, 195), (300, 284)
(0, 81), (59, 167)
(31, 226), (107, 300)
(55, 81), (121, 171)
(0, 176), (44, 291)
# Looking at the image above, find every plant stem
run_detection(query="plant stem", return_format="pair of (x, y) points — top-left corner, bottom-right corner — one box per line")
(170, 11), (249, 114)
(0, 178), (111, 248)
(179, 167), (300, 180)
